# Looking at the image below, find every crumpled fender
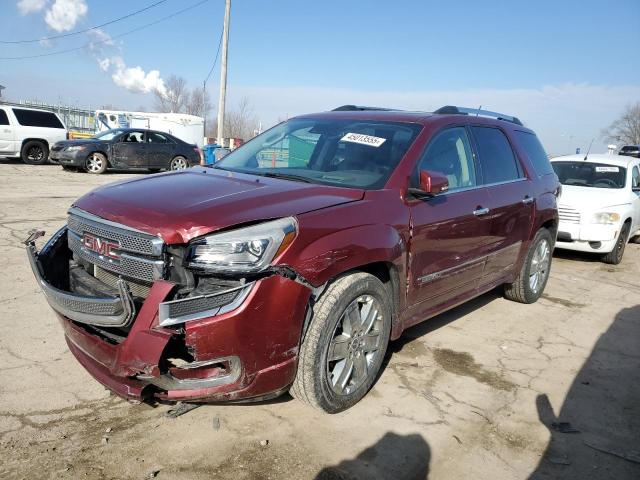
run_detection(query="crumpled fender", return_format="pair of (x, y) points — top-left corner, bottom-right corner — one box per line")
(278, 223), (407, 288)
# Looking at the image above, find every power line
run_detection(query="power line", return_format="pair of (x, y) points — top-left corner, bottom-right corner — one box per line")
(0, 0), (211, 60)
(0, 0), (168, 44)
(204, 29), (224, 85)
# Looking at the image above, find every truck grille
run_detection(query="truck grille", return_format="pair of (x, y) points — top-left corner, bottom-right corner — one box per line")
(67, 208), (165, 289)
(558, 206), (580, 224)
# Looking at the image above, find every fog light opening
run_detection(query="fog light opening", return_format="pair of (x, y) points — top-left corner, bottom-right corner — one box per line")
(589, 241), (602, 249)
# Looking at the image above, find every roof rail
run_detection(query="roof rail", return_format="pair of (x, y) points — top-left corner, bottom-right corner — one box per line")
(433, 105), (523, 126)
(332, 105), (397, 112)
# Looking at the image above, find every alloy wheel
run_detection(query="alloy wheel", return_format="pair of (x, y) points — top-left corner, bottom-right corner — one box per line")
(86, 154), (104, 173)
(27, 146), (44, 161)
(529, 239), (550, 293)
(326, 295), (383, 396)
(171, 157), (188, 170)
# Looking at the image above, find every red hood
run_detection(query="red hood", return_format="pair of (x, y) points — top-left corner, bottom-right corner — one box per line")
(72, 168), (364, 244)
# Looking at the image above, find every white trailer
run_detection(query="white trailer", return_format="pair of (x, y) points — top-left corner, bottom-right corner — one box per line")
(95, 110), (205, 147)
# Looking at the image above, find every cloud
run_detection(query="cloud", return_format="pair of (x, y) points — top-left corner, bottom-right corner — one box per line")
(108, 56), (167, 96)
(17, 0), (47, 15)
(44, 0), (87, 32)
(225, 83), (640, 155)
(38, 37), (52, 48)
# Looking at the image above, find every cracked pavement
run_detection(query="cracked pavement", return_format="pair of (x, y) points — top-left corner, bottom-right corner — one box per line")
(0, 160), (638, 479)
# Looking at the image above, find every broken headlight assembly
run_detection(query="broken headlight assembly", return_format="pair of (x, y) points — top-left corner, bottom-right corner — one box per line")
(185, 217), (298, 274)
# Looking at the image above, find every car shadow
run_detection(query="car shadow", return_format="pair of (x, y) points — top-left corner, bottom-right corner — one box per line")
(388, 288), (502, 356)
(315, 431), (430, 479)
(529, 305), (640, 479)
(552, 249), (601, 263)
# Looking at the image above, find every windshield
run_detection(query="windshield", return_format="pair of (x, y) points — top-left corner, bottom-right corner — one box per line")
(214, 118), (422, 189)
(93, 129), (125, 141)
(552, 161), (626, 189)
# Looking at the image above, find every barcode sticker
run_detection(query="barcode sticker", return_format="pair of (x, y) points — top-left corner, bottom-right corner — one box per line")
(340, 133), (386, 147)
(595, 166), (619, 173)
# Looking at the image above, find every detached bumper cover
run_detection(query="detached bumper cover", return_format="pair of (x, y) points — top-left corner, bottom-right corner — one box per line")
(26, 227), (136, 328)
(27, 227), (311, 402)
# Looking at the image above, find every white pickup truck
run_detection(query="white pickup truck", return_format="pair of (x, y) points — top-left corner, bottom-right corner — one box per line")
(551, 153), (640, 264)
(0, 104), (68, 164)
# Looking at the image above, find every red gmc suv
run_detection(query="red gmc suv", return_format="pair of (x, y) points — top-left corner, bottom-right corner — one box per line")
(26, 105), (559, 413)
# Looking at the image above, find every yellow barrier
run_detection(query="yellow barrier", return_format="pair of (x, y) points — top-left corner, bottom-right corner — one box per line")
(68, 131), (94, 139)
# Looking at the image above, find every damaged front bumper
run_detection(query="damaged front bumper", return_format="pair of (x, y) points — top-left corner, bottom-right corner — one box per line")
(26, 228), (312, 402)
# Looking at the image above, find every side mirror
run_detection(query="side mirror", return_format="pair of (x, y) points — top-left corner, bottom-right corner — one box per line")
(410, 170), (449, 197)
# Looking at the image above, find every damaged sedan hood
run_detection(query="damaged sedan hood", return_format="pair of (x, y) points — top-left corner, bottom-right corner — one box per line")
(72, 167), (364, 244)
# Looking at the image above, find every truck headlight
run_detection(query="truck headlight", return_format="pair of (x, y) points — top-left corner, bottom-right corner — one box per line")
(186, 217), (297, 273)
(590, 212), (620, 225)
(66, 145), (86, 152)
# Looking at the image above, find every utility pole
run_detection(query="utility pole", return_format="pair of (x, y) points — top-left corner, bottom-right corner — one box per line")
(216, 0), (231, 145)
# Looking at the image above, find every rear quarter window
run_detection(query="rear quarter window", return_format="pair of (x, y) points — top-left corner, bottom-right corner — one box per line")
(11, 108), (65, 129)
(0, 109), (9, 126)
(514, 131), (554, 176)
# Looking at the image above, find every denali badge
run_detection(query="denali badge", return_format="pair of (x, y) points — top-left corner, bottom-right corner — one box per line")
(82, 233), (120, 260)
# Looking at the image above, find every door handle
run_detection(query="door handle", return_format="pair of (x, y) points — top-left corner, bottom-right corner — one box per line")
(522, 196), (534, 205)
(473, 207), (490, 216)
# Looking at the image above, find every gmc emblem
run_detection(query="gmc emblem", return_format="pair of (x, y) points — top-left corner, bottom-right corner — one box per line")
(82, 233), (120, 260)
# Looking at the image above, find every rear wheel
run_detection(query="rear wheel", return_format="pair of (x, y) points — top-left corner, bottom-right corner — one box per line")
(170, 156), (188, 171)
(602, 222), (630, 265)
(504, 228), (553, 304)
(85, 152), (107, 174)
(21, 140), (48, 165)
(290, 272), (392, 413)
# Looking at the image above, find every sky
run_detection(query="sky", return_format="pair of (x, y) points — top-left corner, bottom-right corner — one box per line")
(1, 0), (639, 154)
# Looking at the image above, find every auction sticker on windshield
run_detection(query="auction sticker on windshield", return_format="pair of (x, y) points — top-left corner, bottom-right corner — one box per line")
(595, 166), (620, 172)
(340, 132), (386, 147)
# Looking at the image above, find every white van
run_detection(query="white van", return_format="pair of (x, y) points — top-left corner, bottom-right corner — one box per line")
(0, 105), (68, 164)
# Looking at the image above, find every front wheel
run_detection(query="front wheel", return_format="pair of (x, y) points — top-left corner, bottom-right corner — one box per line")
(290, 272), (392, 413)
(602, 222), (630, 265)
(85, 152), (107, 174)
(504, 228), (553, 304)
(170, 156), (189, 171)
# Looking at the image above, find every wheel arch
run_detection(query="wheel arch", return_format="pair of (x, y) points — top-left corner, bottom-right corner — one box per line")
(21, 138), (49, 150)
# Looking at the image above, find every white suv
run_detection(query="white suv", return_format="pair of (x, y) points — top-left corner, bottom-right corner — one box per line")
(551, 153), (640, 264)
(0, 105), (68, 164)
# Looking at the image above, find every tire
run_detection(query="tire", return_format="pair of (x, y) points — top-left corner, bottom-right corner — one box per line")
(21, 140), (48, 165)
(602, 222), (631, 265)
(170, 156), (189, 171)
(504, 228), (553, 304)
(629, 234), (640, 244)
(85, 152), (108, 174)
(290, 272), (392, 413)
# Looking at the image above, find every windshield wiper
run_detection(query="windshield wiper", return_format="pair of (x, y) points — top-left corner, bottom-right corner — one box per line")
(259, 172), (314, 183)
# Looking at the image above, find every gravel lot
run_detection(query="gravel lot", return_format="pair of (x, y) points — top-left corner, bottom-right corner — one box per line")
(0, 159), (638, 479)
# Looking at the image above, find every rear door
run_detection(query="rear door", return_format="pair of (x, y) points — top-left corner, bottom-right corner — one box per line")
(0, 108), (15, 155)
(111, 130), (148, 168)
(470, 126), (533, 287)
(408, 126), (494, 313)
(146, 131), (176, 167)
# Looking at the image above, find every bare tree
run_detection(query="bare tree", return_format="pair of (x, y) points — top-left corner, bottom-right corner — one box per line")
(186, 87), (213, 117)
(224, 97), (258, 140)
(153, 75), (188, 113)
(601, 102), (640, 146)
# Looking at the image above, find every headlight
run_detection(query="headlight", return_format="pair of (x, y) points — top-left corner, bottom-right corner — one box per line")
(65, 145), (86, 152)
(186, 217), (297, 273)
(590, 212), (620, 224)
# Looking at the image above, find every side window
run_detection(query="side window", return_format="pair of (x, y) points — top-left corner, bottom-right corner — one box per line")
(514, 131), (553, 176)
(471, 126), (521, 184)
(121, 131), (145, 143)
(11, 108), (64, 128)
(148, 132), (170, 143)
(417, 127), (476, 191)
(632, 166), (640, 189)
(0, 109), (9, 126)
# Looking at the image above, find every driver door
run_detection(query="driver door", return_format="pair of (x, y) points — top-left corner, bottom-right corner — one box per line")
(111, 130), (148, 168)
(407, 126), (494, 318)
